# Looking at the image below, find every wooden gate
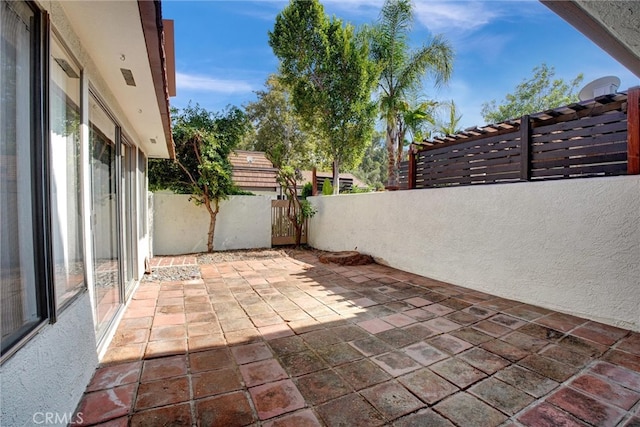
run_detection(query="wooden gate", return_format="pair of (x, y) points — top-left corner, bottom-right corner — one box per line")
(271, 199), (307, 246)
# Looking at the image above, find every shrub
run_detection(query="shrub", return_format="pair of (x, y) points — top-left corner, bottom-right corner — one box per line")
(301, 182), (313, 199)
(321, 179), (333, 195)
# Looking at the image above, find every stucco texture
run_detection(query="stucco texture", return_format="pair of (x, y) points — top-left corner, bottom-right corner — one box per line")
(152, 193), (272, 255)
(0, 295), (98, 427)
(308, 176), (640, 331)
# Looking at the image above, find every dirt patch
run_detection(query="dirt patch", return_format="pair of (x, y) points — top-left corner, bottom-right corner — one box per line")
(318, 251), (374, 266)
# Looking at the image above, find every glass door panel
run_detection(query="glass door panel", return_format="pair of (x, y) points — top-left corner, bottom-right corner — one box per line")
(50, 36), (85, 308)
(122, 142), (137, 296)
(89, 95), (121, 339)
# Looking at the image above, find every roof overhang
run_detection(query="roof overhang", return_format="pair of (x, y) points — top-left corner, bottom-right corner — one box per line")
(60, 0), (175, 158)
(541, 1), (640, 78)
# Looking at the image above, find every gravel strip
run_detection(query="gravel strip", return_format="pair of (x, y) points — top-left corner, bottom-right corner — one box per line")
(197, 248), (289, 264)
(142, 265), (201, 282)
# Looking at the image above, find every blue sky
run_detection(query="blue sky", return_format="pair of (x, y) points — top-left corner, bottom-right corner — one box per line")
(163, 0), (639, 130)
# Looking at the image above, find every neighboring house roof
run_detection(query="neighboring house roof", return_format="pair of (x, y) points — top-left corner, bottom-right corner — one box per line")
(60, 1), (176, 159)
(229, 151), (278, 191)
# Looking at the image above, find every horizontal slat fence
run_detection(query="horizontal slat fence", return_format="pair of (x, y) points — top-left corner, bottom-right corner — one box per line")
(398, 161), (409, 189)
(530, 110), (628, 180)
(415, 131), (522, 188)
(403, 87), (639, 189)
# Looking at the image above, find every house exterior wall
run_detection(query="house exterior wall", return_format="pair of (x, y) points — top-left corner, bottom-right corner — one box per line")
(1, 1), (160, 425)
(308, 175), (640, 331)
(153, 193), (272, 255)
(0, 295), (97, 427)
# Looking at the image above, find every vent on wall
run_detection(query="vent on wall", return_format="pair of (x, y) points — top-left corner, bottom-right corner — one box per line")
(120, 68), (136, 86)
(54, 57), (79, 78)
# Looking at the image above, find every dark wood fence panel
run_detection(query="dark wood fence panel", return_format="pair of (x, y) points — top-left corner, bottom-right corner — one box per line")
(415, 131), (522, 188)
(398, 161), (409, 189)
(530, 110), (628, 180)
(400, 88), (639, 190)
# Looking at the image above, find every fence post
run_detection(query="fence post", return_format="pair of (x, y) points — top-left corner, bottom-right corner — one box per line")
(408, 146), (417, 189)
(311, 167), (317, 195)
(520, 115), (531, 181)
(628, 86), (640, 175)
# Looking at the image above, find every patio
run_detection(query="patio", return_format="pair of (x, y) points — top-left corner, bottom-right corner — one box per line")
(75, 249), (640, 426)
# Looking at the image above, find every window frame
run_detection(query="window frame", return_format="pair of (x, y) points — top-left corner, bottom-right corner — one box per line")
(1, 1), (50, 361)
(1, 2), (90, 362)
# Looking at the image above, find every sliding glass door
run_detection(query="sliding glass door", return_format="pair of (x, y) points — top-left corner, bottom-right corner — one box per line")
(122, 142), (138, 297)
(89, 95), (121, 340)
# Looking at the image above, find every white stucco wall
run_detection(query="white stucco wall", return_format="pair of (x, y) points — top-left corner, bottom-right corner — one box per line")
(153, 193), (272, 255)
(0, 294), (98, 427)
(308, 176), (640, 331)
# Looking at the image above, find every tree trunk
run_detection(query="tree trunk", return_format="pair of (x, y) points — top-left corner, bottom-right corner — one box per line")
(396, 124), (406, 175)
(286, 197), (303, 248)
(204, 197), (219, 252)
(386, 124), (397, 188)
(332, 158), (340, 195)
(294, 222), (303, 247)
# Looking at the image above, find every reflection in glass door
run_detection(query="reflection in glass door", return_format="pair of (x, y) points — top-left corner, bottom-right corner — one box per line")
(122, 142), (137, 296)
(89, 95), (121, 340)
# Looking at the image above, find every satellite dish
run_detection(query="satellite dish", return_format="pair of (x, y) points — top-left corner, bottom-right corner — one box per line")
(578, 76), (620, 101)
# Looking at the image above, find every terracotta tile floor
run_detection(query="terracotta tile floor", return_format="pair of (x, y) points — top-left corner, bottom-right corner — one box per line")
(75, 250), (640, 426)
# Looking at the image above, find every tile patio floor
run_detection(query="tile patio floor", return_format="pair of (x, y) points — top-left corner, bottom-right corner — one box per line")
(75, 250), (640, 426)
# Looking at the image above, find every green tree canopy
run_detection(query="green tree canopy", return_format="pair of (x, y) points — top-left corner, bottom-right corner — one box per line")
(481, 63), (584, 124)
(244, 74), (320, 170)
(368, 0), (453, 187)
(269, 0), (378, 194)
(351, 130), (388, 189)
(435, 100), (463, 137)
(149, 104), (250, 252)
(244, 74), (321, 246)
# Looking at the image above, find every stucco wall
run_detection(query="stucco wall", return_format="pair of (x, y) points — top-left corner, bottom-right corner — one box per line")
(308, 176), (640, 331)
(0, 294), (98, 427)
(153, 193), (272, 255)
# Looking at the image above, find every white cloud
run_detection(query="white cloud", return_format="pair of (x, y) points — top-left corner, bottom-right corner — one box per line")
(176, 72), (253, 94)
(323, 0), (384, 15)
(413, 1), (500, 34)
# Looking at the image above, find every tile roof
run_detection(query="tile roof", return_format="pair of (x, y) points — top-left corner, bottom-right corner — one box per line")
(229, 151), (278, 190)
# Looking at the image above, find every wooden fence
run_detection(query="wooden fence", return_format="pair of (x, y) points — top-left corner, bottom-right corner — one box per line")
(400, 87), (640, 189)
(271, 199), (307, 246)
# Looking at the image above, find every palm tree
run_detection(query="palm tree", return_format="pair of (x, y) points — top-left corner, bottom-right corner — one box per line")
(436, 99), (463, 137)
(369, 0), (453, 187)
(400, 99), (437, 152)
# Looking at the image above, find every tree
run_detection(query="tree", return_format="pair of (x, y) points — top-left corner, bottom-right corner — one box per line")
(244, 75), (321, 246)
(368, 0), (453, 187)
(149, 104), (250, 252)
(269, 0), (378, 194)
(351, 130), (388, 188)
(435, 100), (463, 137)
(277, 166), (316, 247)
(244, 74), (320, 170)
(321, 179), (333, 195)
(400, 99), (438, 150)
(481, 63), (584, 124)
